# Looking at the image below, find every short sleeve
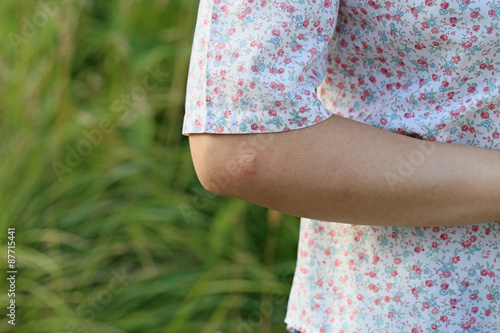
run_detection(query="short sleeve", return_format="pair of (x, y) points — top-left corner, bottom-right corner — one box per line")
(182, 0), (340, 136)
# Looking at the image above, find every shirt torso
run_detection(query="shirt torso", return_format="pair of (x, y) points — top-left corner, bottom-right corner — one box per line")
(286, 0), (500, 332)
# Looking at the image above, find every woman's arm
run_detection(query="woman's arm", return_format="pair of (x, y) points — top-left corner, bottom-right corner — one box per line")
(189, 114), (500, 227)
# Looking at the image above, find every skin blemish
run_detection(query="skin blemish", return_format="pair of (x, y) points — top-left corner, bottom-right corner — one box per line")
(236, 152), (258, 175)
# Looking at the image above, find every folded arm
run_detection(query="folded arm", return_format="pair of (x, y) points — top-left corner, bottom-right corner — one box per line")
(188, 114), (500, 227)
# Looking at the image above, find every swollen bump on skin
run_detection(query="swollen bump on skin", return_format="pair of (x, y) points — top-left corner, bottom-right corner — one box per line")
(236, 153), (257, 175)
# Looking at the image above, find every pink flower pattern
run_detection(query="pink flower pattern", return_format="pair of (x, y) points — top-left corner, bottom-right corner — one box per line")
(182, 0), (500, 331)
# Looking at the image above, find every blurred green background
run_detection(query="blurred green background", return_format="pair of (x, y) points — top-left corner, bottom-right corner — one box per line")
(0, 0), (301, 332)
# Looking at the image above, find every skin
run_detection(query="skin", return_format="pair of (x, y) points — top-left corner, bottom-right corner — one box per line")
(188, 114), (500, 227)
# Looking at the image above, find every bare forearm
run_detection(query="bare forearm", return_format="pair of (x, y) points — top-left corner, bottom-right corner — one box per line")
(190, 115), (500, 227)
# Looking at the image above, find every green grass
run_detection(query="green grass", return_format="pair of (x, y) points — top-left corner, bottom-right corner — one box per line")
(0, 1), (300, 332)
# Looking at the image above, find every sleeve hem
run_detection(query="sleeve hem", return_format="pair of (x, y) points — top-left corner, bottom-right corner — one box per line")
(182, 104), (334, 136)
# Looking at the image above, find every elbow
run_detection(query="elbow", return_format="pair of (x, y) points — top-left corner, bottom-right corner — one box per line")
(188, 133), (259, 198)
(194, 167), (224, 197)
(197, 165), (234, 197)
(191, 152), (230, 197)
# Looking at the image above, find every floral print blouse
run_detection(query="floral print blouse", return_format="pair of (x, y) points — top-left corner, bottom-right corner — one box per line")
(182, 0), (500, 332)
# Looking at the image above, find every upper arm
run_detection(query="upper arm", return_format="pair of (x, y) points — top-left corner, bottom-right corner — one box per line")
(183, 0), (341, 193)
